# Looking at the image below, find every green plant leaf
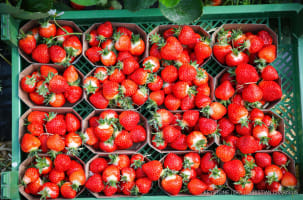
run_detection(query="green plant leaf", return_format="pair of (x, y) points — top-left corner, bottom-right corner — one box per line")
(159, 0), (180, 8)
(70, 0), (99, 6)
(110, 0), (122, 10)
(21, 0), (53, 12)
(0, 3), (49, 20)
(160, 0), (203, 24)
(124, 0), (157, 11)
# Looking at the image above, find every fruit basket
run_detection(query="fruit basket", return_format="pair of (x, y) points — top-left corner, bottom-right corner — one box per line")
(1, 3), (303, 199)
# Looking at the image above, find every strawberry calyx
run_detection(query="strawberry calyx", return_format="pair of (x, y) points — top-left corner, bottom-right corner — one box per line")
(253, 119), (264, 127)
(130, 185), (140, 196)
(48, 150), (60, 160)
(266, 172), (279, 185)
(35, 157), (50, 174)
(193, 139), (207, 153)
(131, 34), (141, 44)
(130, 159), (145, 169)
(182, 157), (194, 169)
(66, 146), (81, 156)
(217, 28), (231, 42)
(243, 159), (257, 172)
(94, 70), (108, 81)
(209, 166), (222, 179)
(161, 167), (178, 178)
(234, 176), (250, 188)
(172, 26), (182, 37)
(84, 81), (99, 94)
(149, 33), (166, 48)
(220, 100), (231, 107)
(25, 76), (37, 86)
(45, 112), (57, 122)
(231, 29), (244, 41)
(38, 186), (52, 200)
(28, 149), (41, 158)
(199, 36), (211, 45)
(259, 136), (270, 145)
(187, 86), (197, 98)
(177, 119), (188, 130)
(143, 61), (156, 72)
(68, 78), (81, 86)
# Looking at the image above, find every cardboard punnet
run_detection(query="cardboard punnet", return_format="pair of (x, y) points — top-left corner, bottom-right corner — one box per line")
(225, 150), (296, 195)
(214, 110), (285, 151)
(85, 153), (151, 198)
(83, 109), (149, 154)
(214, 67), (282, 110)
(83, 67), (139, 110)
(147, 25), (212, 67)
(19, 107), (83, 149)
(82, 22), (147, 67)
(19, 154), (85, 200)
(19, 64), (84, 108)
(148, 110), (215, 154)
(19, 20), (83, 64)
(158, 151), (223, 196)
(211, 24), (278, 68)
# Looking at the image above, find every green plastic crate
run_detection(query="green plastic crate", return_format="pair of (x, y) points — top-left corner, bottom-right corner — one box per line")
(1, 3), (303, 200)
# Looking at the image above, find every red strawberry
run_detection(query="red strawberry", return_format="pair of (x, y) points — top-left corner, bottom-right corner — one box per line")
(94, 67), (108, 83)
(86, 30), (99, 46)
(142, 160), (163, 181)
(186, 131), (207, 151)
(119, 111), (140, 131)
(102, 80), (119, 100)
(195, 93), (211, 109)
(161, 173), (183, 195)
(235, 64), (259, 85)
(255, 152), (272, 168)
(176, 49), (190, 66)
(162, 125), (181, 144)
(164, 153), (183, 171)
(63, 65), (79, 84)
(183, 152), (200, 169)
(48, 75), (68, 94)
(200, 152), (217, 173)
(223, 159), (246, 181)
(25, 178), (42, 195)
(225, 49), (249, 67)
(69, 169), (86, 188)
(150, 43), (161, 59)
(194, 39), (212, 64)
(85, 46), (101, 63)
(121, 57), (139, 75)
(22, 167), (39, 185)
(242, 83), (263, 103)
(151, 109), (174, 129)
(180, 110), (200, 128)
(163, 26), (178, 39)
(160, 37), (183, 60)
(60, 182), (77, 199)
(18, 33), (36, 54)
(39, 22), (56, 38)
(227, 103), (249, 126)
(100, 48), (117, 66)
(258, 30), (273, 45)
(244, 35), (264, 53)
(199, 117), (218, 135)
(89, 91), (109, 109)
(82, 127), (98, 146)
(218, 117), (234, 137)
(169, 134), (187, 151)
(258, 80), (282, 102)
(130, 68), (154, 85)
(209, 166), (226, 186)
(32, 44), (49, 63)
(130, 125), (146, 143)
(281, 172), (297, 188)
(66, 160), (83, 177)
(188, 178), (207, 195)
(213, 40), (232, 65)
(63, 35), (82, 57)
(65, 132), (82, 150)
(56, 26), (74, 43)
(178, 63), (197, 82)
(178, 26), (196, 45)
(97, 21), (113, 38)
(148, 75), (163, 91)
(161, 65), (178, 83)
(132, 86), (148, 106)
(64, 85), (82, 104)
(201, 102), (227, 120)
(54, 154), (71, 172)
(231, 30), (246, 47)
(130, 34), (145, 56)
(40, 65), (58, 78)
(45, 113), (66, 135)
(258, 44), (276, 63)
(39, 182), (59, 199)
(113, 32), (131, 51)
(234, 179), (254, 195)
(48, 169), (65, 184)
(143, 56), (160, 73)
(135, 178), (152, 194)
(114, 130), (133, 149)
(259, 65), (279, 81)
(46, 134), (65, 152)
(216, 145), (235, 162)
(49, 45), (68, 64)
(164, 95), (180, 110)
(237, 135), (259, 154)
(236, 122), (252, 136)
(272, 151), (288, 166)
(172, 81), (196, 99)
(21, 75), (37, 93)
(215, 80), (235, 101)
(47, 93), (66, 107)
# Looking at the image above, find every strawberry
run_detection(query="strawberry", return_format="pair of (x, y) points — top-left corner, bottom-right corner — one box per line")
(172, 81), (196, 99)
(216, 144), (235, 162)
(161, 65), (178, 83)
(94, 121), (114, 142)
(209, 166), (227, 186)
(150, 43), (161, 59)
(281, 172), (297, 188)
(69, 169), (86, 189)
(249, 108), (264, 126)
(39, 65), (57, 78)
(21, 133), (41, 154)
(63, 65), (79, 84)
(65, 132), (82, 151)
(117, 51), (134, 61)
(94, 67), (108, 83)
(197, 83), (211, 96)
(234, 178), (254, 195)
(85, 174), (104, 193)
(63, 35), (82, 57)
(272, 151), (288, 166)
(120, 167), (136, 183)
(235, 63), (259, 85)
(223, 159), (246, 181)
(160, 37), (183, 60)
(163, 94), (180, 110)
(86, 30), (99, 46)
(231, 29), (246, 47)
(85, 46), (101, 63)
(255, 152), (272, 168)
(97, 21), (113, 38)
(148, 75), (163, 91)
(245, 35), (264, 53)
(102, 164), (120, 184)
(29, 92), (44, 105)
(183, 152), (200, 169)
(100, 48), (117, 66)
(120, 181), (135, 195)
(151, 133), (167, 150)
(258, 80), (282, 102)
(162, 125), (181, 144)
(130, 68), (154, 86)
(18, 33), (36, 54)
(89, 158), (107, 174)
(119, 111), (140, 131)
(265, 164), (283, 184)
(178, 25), (196, 45)
(46, 134), (65, 153)
(99, 139), (117, 152)
(49, 45), (68, 64)
(242, 83), (263, 104)
(39, 22), (56, 38)
(225, 49), (249, 67)
(109, 154), (130, 170)
(236, 122), (252, 136)
(215, 80), (235, 101)
(193, 68), (208, 87)
(187, 178), (207, 195)
(48, 75), (68, 94)
(253, 124), (269, 144)
(32, 44), (50, 63)
(176, 49), (190, 66)
(25, 178), (42, 195)
(38, 182), (59, 199)
(54, 154), (71, 172)
(66, 160), (83, 177)
(268, 181), (282, 193)
(161, 173), (183, 195)
(134, 178), (152, 194)
(108, 68), (125, 83)
(22, 167), (39, 185)
(201, 102), (226, 120)
(198, 117), (218, 136)
(103, 185), (118, 196)
(130, 34), (145, 56)
(258, 30), (273, 45)
(27, 122), (43, 137)
(89, 91), (109, 109)
(227, 103), (249, 126)
(48, 169), (65, 184)
(164, 153), (182, 171)
(114, 130), (133, 149)
(195, 93), (211, 109)
(102, 80), (119, 100)
(169, 134), (187, 151)
(200, 152), (217, 173)
(34, 156), (52, 175)
(60, 182), (77, 199)
(101, 38), (114, 50)
(194, 39), (212, 64)
(142, 160), (163, 181)
(218, 117), (234, 137)
(179, 110), (200, 128)
(237, 135), (259, 154)
(56, 25), (73, 42)
(45, 113), (66, 135)
(258, 64), (279, 81)
(180, 168), (197, 182)
(258, 44), (276, 63)
(186, 131), (207, 151)
(130, 125), (146, 143)
(131, 86), (148, 105)
(213, 40), (232, 65)
(82, 128), (97, 146)
(120, 57), (139, 75)
(178, 62), (198, 82)
(150, 109), (174, 129)
(143, 56), (160, 74)
(250, 166), (264, 184)
(47, 93), (66, 107)
(64, 85), (82, 104)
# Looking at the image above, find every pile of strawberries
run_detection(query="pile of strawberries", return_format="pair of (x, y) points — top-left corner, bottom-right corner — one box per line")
(21, 154), (86, 199)
(83, 110), (146, 152)
(20, 65), (83, 107)
(150, 109), (217, 152)
(214, 150), (296, 194)
(213, 28), (276, 67)
(18, 21), (82, 64)
(218, 108), (283, 152)
(21, 111), (82, 157)
(85, 22), (145, 66)
(159, 152), (223, 195)
(85, 154), (161, 196)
